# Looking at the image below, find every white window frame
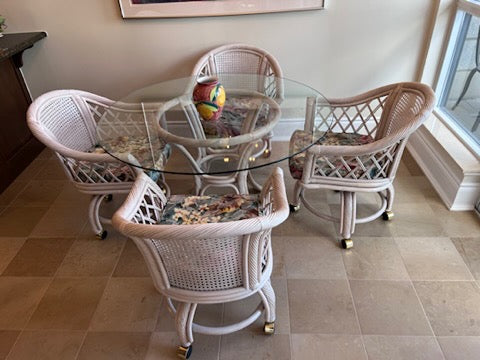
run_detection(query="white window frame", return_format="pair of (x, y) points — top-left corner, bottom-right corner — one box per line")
(434, 0), (480, 158)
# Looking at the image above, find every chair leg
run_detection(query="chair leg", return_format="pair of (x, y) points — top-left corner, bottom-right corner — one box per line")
(247, 171), (262, 192)
(194, 175), (202, 196)
(238, 171), (250, 195)
(156, 173), (171, 198)
(175, 302), (196, 359)
(289, 181), (303, 212)
(339, 191), (356, 248)
(258, 279), (276, 334)
(386, 185), (395, 212)
(452, 69), (478, 110)
(263, 137), (272, 158)
(382, 185), (395, 221)
(88, 195), (107, 239)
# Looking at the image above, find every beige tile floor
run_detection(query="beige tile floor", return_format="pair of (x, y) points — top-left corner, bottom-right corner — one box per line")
(1, 148), (480, 360)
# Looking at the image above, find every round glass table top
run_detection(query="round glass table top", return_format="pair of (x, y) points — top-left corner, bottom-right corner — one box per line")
(96, 74), (331, 175)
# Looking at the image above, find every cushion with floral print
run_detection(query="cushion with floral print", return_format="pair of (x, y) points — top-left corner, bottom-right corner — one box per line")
(159, 194), (261, 225)
(202, 97), (270, 138)
(81, 135), (171, 182)
(289, 130), (375, 180)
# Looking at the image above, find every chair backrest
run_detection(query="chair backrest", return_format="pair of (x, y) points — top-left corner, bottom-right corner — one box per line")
(112, 167), (289, 301)
(192, 43), (284, 99)
(300, 82), (435, 182)
(376, 83), (435, 140)
(27, 90), (115, 155)
(27, 90), (139, 185)
(311, 82), (435, 142)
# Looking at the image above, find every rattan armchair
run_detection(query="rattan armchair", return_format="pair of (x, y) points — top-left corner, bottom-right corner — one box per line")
(112, 167), (289, 359)
(27, 89), (170, 239)
(192, 44), (284, 184)
(289, 82), (435, 249)
(192, 43), (284, 99)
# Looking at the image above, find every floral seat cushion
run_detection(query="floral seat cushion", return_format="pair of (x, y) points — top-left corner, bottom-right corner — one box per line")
(202, 97), (269, 138)
(79, 136), (171, 183)
(159, 194), (261, 225)
(289, 131), (375, 180)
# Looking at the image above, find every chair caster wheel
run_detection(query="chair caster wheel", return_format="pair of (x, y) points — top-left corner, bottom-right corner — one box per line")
(104, 194), (113, 202)
(264, 322), (275, 335)
(263, 149), (271, 158)
(382, 211), (394, 221)
(341, 239), (353, 249)
(176, 345), (192, 359)
(289, 204), (300, 213)
(96, 230), (107, 240)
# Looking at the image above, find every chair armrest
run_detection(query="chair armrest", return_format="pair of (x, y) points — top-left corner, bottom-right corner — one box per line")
(306, 135), (403, 157)
(259, 167), (290, 227)
(113, 168), (289, 240)
(113, 172), (168, 232)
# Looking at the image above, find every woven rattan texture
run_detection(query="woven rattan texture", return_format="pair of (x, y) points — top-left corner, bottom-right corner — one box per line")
(40, 96), (95, 151)
(60, 154), (135, 184)
(152, 236), (243, 291)
(313, 141), (401, 180)
(316, 95), (388, 138)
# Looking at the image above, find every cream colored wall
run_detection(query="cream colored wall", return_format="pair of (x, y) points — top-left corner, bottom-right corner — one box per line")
(2, 0), (435, 100)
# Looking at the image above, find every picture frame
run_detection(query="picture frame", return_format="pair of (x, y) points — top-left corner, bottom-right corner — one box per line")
(118, 0), (326, 19)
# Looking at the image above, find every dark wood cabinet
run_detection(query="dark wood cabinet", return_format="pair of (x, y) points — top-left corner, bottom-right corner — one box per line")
(0, 32), (46, 193)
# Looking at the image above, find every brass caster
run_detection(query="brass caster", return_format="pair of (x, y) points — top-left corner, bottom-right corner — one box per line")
(341, 239), (353, 249)
(104, 194), (113, 202)
(96, 230), (107, 240)
(176, 345), (192, 359)
(264, 322), (275, 335)
(382, 211), (394, 221)
(289, 204), (300, 213)
(263, 149), (271, 158)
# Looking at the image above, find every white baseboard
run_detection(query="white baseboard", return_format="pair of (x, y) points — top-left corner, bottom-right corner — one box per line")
(407, 126), (480, 211)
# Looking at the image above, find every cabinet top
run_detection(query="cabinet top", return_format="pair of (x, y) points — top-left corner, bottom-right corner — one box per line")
(0, 32), (47, 62)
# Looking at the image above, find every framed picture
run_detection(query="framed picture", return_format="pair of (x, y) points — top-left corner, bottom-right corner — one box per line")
(118, 0), (326, 19)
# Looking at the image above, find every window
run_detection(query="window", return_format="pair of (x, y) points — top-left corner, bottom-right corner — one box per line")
(437, 0), (480, 152)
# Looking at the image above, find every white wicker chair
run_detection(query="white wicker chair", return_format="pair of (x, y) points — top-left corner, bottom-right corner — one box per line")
(192, 43), (284, 190)
(192, 43), (284, 100)
(289, 82), (435, 249)
(26, 89), (170, 239)
(112, 167), (289, 359)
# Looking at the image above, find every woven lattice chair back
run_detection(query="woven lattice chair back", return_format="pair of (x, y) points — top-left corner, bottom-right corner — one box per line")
(192, 43), (284, 99)
(290, 82), (435, 249)
(113, 167), (289, 300)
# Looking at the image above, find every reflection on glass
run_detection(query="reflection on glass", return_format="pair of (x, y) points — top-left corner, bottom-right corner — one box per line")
(440, 13), (480, 144)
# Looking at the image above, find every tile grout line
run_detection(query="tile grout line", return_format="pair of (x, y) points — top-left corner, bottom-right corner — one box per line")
(340, 249), (370, 360)
(392, 234), (447, 360)
(74, 226), (129, 359)
(84, 234), (128, 334)
(72, 330), (89, 360)
(408, 281), (447, 360)
(4, 275), (55, 360)
(448, 235), (478, 282)
(284, 268), (294, 360)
